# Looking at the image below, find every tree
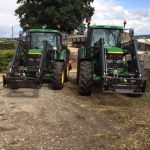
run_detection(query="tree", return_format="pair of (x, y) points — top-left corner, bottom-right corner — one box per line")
(15, 0), (94, 33)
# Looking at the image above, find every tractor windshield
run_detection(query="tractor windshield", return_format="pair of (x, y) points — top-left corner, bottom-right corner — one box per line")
(30, 32), (58, 50)
(91, 29), (122, 47)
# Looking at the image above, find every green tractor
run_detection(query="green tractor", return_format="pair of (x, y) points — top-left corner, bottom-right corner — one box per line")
(3, 29), (71, 89)
(77, 25), (147, 96)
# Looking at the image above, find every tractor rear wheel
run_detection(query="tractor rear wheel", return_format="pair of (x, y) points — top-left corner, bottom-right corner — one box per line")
(51, 61), (65, 90)
(79, 61), (93, 96)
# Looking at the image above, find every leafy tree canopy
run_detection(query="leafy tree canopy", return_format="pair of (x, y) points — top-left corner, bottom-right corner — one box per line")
(15, 0), (94, 33)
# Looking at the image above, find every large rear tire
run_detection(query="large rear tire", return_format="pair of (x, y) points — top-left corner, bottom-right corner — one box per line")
(79, 61), (93, 96)
(51, 61), (65, 90)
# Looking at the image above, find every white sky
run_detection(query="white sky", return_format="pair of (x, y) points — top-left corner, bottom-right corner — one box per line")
(0, 0), (20, 37)
(0, 0), (150, 37)
(91, 0), (150, 35)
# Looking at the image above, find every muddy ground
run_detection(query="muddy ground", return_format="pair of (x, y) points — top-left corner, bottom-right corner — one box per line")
(0, 72), (150, 150)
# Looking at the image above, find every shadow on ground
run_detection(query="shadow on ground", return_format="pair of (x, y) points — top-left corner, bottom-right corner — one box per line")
(5, 88), (39, 98)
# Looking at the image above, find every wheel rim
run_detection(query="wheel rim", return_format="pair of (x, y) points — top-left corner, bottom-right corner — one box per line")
(61, 71), (64, 84)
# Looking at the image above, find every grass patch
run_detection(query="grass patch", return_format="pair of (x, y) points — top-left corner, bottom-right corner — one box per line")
(104, 108), (134, 124)
(102, 106), (150, 149)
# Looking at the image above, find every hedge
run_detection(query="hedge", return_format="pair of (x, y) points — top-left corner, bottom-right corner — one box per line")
(0, 41), (15, 50)
(0, 52), (14, 73)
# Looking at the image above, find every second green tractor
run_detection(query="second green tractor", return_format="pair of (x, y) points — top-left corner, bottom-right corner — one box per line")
(3, 29), (71, 89)
(77, 25), (146, 96)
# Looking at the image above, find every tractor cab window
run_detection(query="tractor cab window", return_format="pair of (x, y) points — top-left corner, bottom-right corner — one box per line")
(31, 32), (57, 50)
(91, 29), (122, 48)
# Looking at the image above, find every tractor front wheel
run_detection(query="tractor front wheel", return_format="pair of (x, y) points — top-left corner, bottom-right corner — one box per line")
(79, 61), (93, 96)
(51, 61), (65, 90)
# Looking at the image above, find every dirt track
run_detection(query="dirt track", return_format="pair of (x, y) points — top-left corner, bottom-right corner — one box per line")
(0, 72), (150, 150)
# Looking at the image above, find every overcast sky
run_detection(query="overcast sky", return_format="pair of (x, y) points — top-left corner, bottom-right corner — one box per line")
(0, 0), (150, 37)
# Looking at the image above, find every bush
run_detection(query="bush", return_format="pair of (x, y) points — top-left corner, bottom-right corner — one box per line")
(0, 41), (15, 50)
(0, 52), (14, 73)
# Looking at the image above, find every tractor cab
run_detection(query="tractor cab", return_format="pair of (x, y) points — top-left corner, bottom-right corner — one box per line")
(27, 29), (62, 74)
(89, 25), (122, 48)
(29, 29), (61, 51)
(16, 29), (62, 78)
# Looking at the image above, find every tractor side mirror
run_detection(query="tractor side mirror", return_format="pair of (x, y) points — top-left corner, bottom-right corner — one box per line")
(129, 29), (134, 37)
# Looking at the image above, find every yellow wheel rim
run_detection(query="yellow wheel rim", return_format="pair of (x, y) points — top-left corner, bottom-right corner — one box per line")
(67, 64), (69, 77)
(61, 71), (64, 84)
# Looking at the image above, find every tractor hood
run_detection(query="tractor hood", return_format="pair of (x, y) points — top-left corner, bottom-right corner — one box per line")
(107, 47), (124, 54)
(28, 49), (43, 55)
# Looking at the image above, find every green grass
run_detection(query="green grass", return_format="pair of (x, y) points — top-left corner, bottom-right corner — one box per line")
(0, 49), (15, 55)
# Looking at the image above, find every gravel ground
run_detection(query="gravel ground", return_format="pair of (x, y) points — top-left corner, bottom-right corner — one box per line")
(0, 72), (150, 150)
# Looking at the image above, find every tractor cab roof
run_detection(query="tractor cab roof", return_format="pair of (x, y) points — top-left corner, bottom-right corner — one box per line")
(90, 25), (123, 30)
(29, 29), (61, 34)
